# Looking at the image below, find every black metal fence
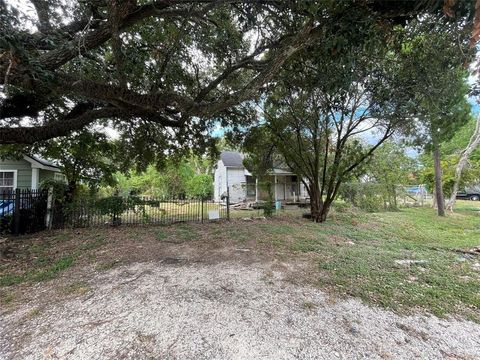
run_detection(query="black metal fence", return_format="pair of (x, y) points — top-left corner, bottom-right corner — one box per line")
(0, 189), (48, 235)
(0, 188), (230, 234)
(51, 195), (229, 229)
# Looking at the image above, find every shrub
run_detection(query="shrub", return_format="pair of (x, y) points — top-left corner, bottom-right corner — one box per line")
(95, 196), (128, 225)
(263, 199), (275, 217)
(40, 179), (69, 202)
(339, 183), (397, 212)
(185, 174), (213, 198)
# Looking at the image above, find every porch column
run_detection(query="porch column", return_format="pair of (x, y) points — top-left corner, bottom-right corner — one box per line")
(31, 167), (39, 189)
(274, 175), (277, 201)
(255, 178), (259, 202)
(284, 177), (287, 201)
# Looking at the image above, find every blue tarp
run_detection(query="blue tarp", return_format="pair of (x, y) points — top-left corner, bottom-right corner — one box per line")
(0, 200), (14, 216)
(404, 186), (427, 195)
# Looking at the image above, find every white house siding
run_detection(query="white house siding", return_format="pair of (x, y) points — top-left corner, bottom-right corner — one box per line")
(300, 182), (308, 198)
(213, 151), (311, 203)
(214, 160), (226, 202)
(226, 167), (246, 203)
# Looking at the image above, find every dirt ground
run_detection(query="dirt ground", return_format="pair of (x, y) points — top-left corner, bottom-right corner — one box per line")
(1, 220), (480, 359)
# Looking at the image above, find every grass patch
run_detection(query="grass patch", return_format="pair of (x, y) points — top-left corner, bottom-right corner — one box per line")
(30, 255), (75, 282)
(226, 202), (480, 321)
(156, 229), (168, 241)
(302, 301), (317, 311)
(173, 224), (198, 242)
(25, 307), (42, 319)
(1, 292), (15, 305)
(0, 273), (24, 287)
(1, 254), (75, 286)
(79, 235), (106, 251)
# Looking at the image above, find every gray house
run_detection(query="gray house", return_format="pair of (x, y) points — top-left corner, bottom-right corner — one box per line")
(0, 155), (64, 192)
(213, 151), (308, 203)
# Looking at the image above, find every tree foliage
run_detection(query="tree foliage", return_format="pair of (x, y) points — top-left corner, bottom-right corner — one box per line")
(420, 116), (480, 197)
(36, 130), (117, 189)
(0, 0), (475, 169)
(113, 156), (213, 199)
(244, 26), (416, 222)
(396, 16), (474, 216)
(341, 141), (418, 212)
(398, 18), (473, 149)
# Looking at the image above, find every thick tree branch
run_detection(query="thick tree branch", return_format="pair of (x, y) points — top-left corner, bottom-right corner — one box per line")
(30, 0), (51, 33)
(36, 0), (275, 72)
(0, 104), (183, 145)
(0, 107), (110, 145)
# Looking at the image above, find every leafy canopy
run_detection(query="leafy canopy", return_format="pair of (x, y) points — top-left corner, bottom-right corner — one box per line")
(0, 0), (476, 170)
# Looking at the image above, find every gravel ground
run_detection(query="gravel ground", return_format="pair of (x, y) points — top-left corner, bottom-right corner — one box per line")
(1, 260), (479, 360)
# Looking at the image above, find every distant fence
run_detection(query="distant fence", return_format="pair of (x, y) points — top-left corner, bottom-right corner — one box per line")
(340, 183), (428, 212)
(0, 189), (48, 235)
(51, 195), (229, 229)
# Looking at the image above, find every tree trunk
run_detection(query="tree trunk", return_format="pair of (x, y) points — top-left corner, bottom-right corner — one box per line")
(309, 186), (321, 222)
(308, 184), (331, 223)
(317, 201), (331, 222)
(66, 180), (77, 203)
(308, 183), (319, 223)
(433, 144), (445, 216)
(446, 116), (480, 211)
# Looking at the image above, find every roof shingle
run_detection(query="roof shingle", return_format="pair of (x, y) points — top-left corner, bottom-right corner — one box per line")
(220, 151), (244, 167)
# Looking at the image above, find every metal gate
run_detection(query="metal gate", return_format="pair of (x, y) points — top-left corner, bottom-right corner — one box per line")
(0, 189), (48, 235)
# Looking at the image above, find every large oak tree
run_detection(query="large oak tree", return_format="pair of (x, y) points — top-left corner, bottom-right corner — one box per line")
(0, 0), (475, 166)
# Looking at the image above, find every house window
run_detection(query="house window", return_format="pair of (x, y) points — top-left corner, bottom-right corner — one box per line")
(246, 176), (256, 197)
(0, 171), (16, 193)
(54, 173), (66, 182)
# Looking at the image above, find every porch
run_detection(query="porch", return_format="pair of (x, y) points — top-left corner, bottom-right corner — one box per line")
(245, 171), (306, 203)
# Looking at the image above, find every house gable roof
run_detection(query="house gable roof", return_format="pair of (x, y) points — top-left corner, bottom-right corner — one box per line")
(24, 155), (61, 172)
(219, 151), (296, 175)
(220, 151), (244, 167)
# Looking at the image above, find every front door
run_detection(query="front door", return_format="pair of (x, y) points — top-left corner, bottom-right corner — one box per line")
(275, 176), (286, 201)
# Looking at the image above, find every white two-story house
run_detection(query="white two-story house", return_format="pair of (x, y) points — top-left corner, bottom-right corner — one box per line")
(213, 151), (308, 203)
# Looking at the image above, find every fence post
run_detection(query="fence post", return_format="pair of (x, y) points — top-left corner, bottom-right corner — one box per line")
(45, 187), (54, 230)
(13, 188), (21, 235)
(201, 197), (204, 223)
(226, 187), (230, 221)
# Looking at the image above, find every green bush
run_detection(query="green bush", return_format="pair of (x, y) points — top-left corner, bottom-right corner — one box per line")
(95, 196), (128, 225)
(340, 183), (397, 212)
(263, 199), (275, 217)
(185, 174), (213, 198)
(40, 179), (68, 202)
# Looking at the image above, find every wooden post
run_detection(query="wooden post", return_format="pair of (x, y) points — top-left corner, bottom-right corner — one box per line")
(226, 187), (230, 220)
(13, 188), (21, 235)
(274, 175), (277, 201)
(255, 178), (259, 202)
(45, 187), (54, 229)
(201, 197), (204, 223)
(420, 185), (425, 207)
